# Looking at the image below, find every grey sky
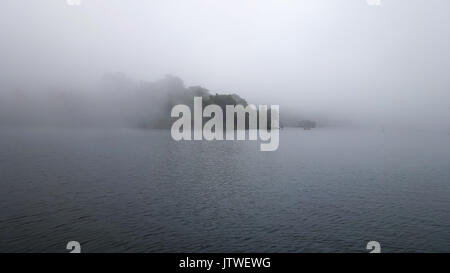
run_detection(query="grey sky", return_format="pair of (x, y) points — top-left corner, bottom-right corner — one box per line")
(1, 0), (449, 129)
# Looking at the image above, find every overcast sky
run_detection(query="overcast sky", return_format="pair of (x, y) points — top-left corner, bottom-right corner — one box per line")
(1, 0), (449, 128)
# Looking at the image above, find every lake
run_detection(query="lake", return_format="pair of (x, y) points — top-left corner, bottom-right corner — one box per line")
(0, 128), (449, 252)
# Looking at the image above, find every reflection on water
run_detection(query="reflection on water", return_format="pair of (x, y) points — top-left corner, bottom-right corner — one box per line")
(0, 128), (449, 252)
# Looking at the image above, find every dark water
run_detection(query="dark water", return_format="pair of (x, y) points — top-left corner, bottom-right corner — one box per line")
(0, 128), (449, 252)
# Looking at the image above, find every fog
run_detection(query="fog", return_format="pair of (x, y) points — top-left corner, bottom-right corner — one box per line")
(1, 0), (450, 131)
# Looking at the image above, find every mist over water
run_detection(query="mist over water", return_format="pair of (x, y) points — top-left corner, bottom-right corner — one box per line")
(1, 0), (450, 253)
(0, 0), (449, 130)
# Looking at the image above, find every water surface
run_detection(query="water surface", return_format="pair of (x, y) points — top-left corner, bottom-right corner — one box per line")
(0, 128), (449, 252)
